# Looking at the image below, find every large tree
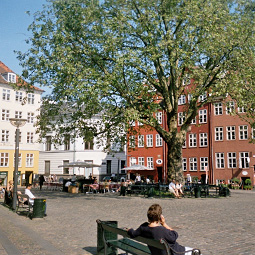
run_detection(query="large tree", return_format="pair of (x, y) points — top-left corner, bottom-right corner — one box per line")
(17, 0), (255, 181)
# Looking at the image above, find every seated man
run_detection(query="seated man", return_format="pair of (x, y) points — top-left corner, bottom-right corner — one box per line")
(25, 184), (47, 216)
(176, 181), (184, 197)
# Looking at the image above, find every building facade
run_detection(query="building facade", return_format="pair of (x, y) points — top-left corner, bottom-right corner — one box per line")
(0, 61), (43, 186)
(127, 94), (255, 186)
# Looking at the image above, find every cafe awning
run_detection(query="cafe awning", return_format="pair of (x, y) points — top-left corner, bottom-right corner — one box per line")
(121, 164), (154, 171)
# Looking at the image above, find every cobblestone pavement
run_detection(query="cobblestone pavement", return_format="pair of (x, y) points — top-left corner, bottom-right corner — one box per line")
(0, 188), (255, 255)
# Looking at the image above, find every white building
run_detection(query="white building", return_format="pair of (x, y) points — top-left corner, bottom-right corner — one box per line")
(0, 61), (43, 186)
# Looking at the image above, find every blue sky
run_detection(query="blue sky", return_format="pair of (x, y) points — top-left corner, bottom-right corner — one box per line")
(0, 0), (48, 93)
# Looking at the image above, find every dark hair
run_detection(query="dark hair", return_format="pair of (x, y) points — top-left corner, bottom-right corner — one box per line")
(147, 204), (162, 223)
(26, 183), (32, 188)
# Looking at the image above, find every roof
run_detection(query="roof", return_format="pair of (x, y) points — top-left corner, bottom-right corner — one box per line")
(0, 61), (44, 92)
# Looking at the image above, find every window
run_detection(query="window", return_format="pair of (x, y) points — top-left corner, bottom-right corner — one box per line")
(26, 153), (34, 167)
(106, 160), (111, 174)
(178, 95), (186, 105)
(64, 135), (70, 150)
(189, 157), (197, 171)
(200, 157), (208, 171)
(182, 158), (187, 171)
(214, 103), (223, 115)
(8, 73), (16, 82)
(27, 112), (34, 124)
(84, 138), (94, 150)
(156, 134), (162, 147)
(130, 157), (136, 166)
(138, 135), (144, 147)
(146, 135), (153, 147)
(62, 160), (69, 174)
(199, 109), (207, 123)
(15, 111), (22, 119)
(15, 91), (23, 102)
(238, 106), (246, 113)
(147, 157), (153, 168)
(199, 133), (208, 147)
(239, 125), (248, 140)
(189, 133), (197, 147)
(226, 101), (235, 114)
(1, 109), (10, 121)
(191, 117), (196, 125)
(156, 112), (162, 124)
(239, 152), (249, 168)
(182, 74), (190, 85)
(27, 132), (34, 143)
(216, 153), (225, 168)
(129, 135), (135, 148)
(226, 126), (236, 140)
(138, 157), (144, 166)
(198, 93), (207, 102)
(188, 94), (193, 102)
(182, 136), (186, 148)
(252, 128), (255, 139)
(14, 153), (22, 167)
(45, 136), (51, 151)
(178, 112), (185, 126)
(215, 127), (223, 141)
(228, 152), (236, 168)
(0, 153), (9, 167)
(27, 93), (35, 104)
(2, 89), (10, 101)
(129, 120), (136, 126)
(1, 130), (9, 142)
(138, 121), (143, 126)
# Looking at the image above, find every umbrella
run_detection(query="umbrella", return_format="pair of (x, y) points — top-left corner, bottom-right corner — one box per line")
(58, 161), (101, 168)
(121, 164), (154, 171)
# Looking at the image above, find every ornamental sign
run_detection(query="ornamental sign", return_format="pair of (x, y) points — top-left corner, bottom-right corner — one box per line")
(242, 171), (248, 176)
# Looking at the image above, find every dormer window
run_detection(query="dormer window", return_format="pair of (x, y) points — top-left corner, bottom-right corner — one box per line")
(2, 72), (16, 83)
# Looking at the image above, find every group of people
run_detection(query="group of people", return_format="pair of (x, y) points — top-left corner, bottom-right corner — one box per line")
(169, 180), (184, 198)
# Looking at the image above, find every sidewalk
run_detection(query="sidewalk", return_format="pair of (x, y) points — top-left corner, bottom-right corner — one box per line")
(0, 189), (254, 255)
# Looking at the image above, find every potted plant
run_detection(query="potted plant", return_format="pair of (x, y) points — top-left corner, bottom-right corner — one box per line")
(231, 177), (240, 189)
(244, 179), (252, 190)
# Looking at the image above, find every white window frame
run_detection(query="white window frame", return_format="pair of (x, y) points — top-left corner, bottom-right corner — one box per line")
(156, 112), (162, 124)
(0, 153), (9, 167)
(27, 93), (35, 104)
(26, 153), (34, 167)
(239, 152), (249, 168)
(27, 112), (35, 124)
(214, 102), (223, 115)
(252, 128), (255, 139)
(189, 133), (197, 147)
(146, 135), (153, 147)
(27, 132), (34, 144)
(129, 135), (135, 148)
(156, 134), (162, 147)
(8, 73), (16, 83)
(14, 153), (22, 167)
(1, 109), (10, 121)
(15, 111), (22, 119)
(182, 158), (187, 171)
(216, 153), (225, 168)
(147, 157), (153, 169)
(199, 109), (207, 124)
(178, 95), (186, 105)
(226, 101), (235, 114)
(239, 125), (248, 140)
(227, 152), (236, 168)
(1, 130), (9, 142)
(138, 157), (144, 166)
(199, 133), (208, 147)
(130, 157), (136, 166)
(226, 126), (236, 140)
(215, 127), (223, 141)
(2, 89), (10, 101)
(138, 135), (144, 147)
(15, 91), (23, 102)
(238, 106), (246, 113)
(178, 112), (185, 126)
(189, 157), (197, 171)
(198, 93), (207, 102)
(200, 157), (208, 171)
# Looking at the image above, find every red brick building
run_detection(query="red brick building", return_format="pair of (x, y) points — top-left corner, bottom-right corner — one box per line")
(127, 95), (255, 186)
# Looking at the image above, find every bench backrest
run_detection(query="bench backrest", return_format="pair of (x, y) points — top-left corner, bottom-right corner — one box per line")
(97, 219), (171, 254)
(17, 194), (29, 202)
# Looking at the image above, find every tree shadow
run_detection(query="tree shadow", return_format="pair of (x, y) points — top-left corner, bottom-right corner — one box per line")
(82, 246), (97, 254)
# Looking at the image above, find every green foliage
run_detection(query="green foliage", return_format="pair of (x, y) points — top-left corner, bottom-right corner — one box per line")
(17, 0), (255, 178)
(232, 177), (240, 184)
(245, 179), (252, 185)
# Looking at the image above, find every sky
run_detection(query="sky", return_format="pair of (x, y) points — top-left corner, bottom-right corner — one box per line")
(0, 0), (49, 94)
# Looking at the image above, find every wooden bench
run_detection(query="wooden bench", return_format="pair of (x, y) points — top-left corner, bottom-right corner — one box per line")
(16, 194), (33, 217)
(96, 219), (201, 255)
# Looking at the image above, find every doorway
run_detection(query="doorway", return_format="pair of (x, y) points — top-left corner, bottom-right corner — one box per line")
(157, 167), (163, 183)
(25, 171), (33, 186)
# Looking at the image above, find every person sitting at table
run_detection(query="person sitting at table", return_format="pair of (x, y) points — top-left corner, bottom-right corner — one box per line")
(25, 184), (47, 216)
(127, 204), (201, 255)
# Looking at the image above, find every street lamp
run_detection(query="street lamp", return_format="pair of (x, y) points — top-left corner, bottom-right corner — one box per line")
(10, 118), (27, 211)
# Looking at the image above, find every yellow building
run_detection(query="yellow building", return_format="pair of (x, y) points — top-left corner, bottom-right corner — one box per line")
(0, 61), (43, 186)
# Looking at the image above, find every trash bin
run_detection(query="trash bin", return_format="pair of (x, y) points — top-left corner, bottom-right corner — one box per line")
(148, 186), (155, 197)
(33, 198), (46, 218)
(97, 221), (117, 255)
(194, 186), (201, 198)
(219, 187), (230, 197)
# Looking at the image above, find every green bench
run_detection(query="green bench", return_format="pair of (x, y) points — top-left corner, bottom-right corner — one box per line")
(16, 194), (33, 217)
(96, 219), (201, 255)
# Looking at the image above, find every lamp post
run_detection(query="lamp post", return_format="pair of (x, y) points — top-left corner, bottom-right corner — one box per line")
(10, 118), (27, 211)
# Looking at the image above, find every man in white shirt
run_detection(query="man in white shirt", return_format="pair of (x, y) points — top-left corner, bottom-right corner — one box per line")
(25, 184), (35, 205)
(169, 180), (179, 198)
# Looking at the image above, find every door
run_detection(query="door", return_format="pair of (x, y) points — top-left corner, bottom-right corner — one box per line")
(157, 167), (163, 183)
(45, 161), (50, 176)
